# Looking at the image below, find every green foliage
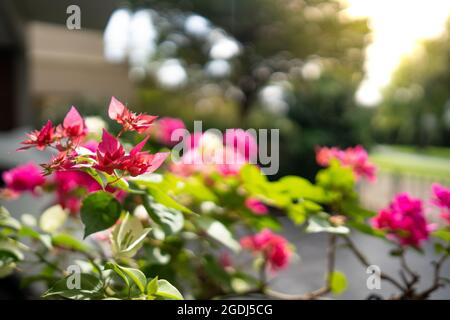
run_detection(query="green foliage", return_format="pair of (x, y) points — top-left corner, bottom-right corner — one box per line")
(330, 271), (348, 295)
(195, 217), (241, 252)
(43, 273), (104, 300)
(306, 214), (349, 235)
(80, 191), (122, 238)
(111, 213), (151, 260)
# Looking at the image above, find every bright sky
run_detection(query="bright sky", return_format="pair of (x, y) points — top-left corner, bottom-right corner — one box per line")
(342, 0), (450, 106)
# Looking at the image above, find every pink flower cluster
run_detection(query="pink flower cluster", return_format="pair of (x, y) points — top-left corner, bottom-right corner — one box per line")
(316, 145), (376, 181)
(1, 163), (45, 198)
(245, 197), (269, 215)
(240, 229), (292, 271)
(431, 183), (450, 224)
(151, 117), (186, 146)
(371, 193), (434, 247)
(18, 97), (168, 177)
(170, 129), (258, 177)
(3, 97), (169, 213)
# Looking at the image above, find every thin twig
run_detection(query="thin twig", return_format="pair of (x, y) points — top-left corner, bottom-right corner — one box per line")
(417, 252), (449, 299)
(342, 235), (405, 292)
(261, 234), (337, 300)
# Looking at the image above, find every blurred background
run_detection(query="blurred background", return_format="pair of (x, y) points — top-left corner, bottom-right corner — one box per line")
(0, 0), (449, 299)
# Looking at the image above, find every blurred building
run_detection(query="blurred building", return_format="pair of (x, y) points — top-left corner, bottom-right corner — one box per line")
(0, 0), (131, 131)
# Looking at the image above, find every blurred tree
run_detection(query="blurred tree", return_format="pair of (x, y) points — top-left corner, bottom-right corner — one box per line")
(372, 18), (450, 148)
(120, 0), (370, 178)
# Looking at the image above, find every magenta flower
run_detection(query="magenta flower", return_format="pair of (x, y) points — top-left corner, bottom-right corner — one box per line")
(240, 229), (292, 271)
(94, 129), (126, 174)
(108, 97), (157, 134)
(153, 117), (186, 146)
(121, 136), (169, 176)
(18, 120), (55, 151)
(2, 162), (46, 194)
(431, 183), (450, 224)
(224, 129), (258, 162)
(245, 197), (269, 215)
(55, 171), (101, 214)
(62, 106), (87, 140)
(371, 193), (433, 247)
(315, 145), (376, 181)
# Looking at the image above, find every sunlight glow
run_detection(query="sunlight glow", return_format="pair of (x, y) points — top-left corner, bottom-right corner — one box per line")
(342, 0), (450, 106)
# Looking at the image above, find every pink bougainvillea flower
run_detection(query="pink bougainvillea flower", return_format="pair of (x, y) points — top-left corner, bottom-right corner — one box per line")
(108, 97), (157, 134)
(121, 136), (169, 176)
(245, 197), (269, 215)
(315, 146), (341, 167)
(219, 252), (233, 269)
(431, 183), (450, 224)
(41, 151), (75, 175)
(55, 171), (102, 214)
(240, 229), (292, 271)
(315, 145), (376, 181)
(184, 132), (203, 150)
(431, 183), (450, 210)
(18, 120), (55, 151)
(371, 193), (433, 247)
(224, 129), (258, 162)
(62, 106), (87, 140)
(153, 117), (186, 146)
(2, 162), (45, 194)
(171, 133), (248, 177)
(94, 129), (126, 174)
(82, 140), (99, 153)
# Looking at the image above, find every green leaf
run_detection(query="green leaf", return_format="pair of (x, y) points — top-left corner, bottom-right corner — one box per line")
(330, 271), (347, 295)
(147, 185), (193, 214)
(274, 176), (326, 202)
(0, 207), (21, 230)
(104, 262), (147, 293)
(306, 215), (349, 234)
(141, 195), (184, 237)
(432, 229), (450, 242)
(52, 233), (91, 253)
(81, 168), (105, 189)
(316, 161), (356, 200)
(111, 213), (151, 259)
(146, 276), (158, 295)
(39, 205), (68, 234)
(43, 273), (103, 300)
(155, 279), (183, 300)
(80, 191), (122, 238)
(196, 217), (240, 252)
(19, 226), (52, 249)
(287, 200), (322, 225)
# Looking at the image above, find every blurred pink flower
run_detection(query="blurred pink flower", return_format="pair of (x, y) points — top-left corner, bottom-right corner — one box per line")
(18, 120), (55, 151)
(224, 129), (258, 162)
(94, 129), (126, 174)
(121, 136), (169, 176)
(371, 193), (433, 247)
(62, 106), (87, 141)
(245, 197), (269, 215)
(240, 229), (292, 271)
(219, 252), (233, 269)
(2, 162), (45, 194)
(153, 117), (186, 146)
(315, 145), (376, 181)
(431, 183), (450, 224)
(108, 97), (157, 134)
(55, 171), (102, 214)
